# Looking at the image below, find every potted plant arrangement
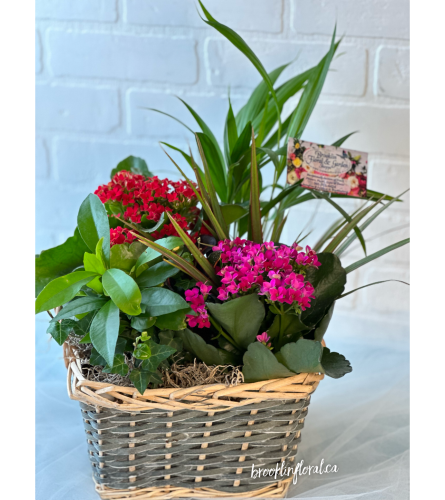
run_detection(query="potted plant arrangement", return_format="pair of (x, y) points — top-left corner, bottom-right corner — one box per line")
(35, 3), (409, 498)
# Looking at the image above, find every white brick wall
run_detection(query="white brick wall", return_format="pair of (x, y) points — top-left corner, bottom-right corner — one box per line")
(35, 0), (410, 330)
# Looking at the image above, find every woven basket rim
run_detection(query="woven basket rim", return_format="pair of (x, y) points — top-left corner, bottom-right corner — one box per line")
(64, 342), (324, 412)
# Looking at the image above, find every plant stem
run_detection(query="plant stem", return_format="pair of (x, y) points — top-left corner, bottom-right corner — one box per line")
(209, 315), (241, 351)
(278, 303), (285, 349)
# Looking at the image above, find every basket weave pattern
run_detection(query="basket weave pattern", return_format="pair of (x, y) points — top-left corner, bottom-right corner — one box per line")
(64, 344), (323, 499)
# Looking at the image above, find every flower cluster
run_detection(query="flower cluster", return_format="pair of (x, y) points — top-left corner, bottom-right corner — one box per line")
(213, 239), (320, 311)
(94, 170), (200, 241)
(110, 226), (137, 247)
(184, 282), (212, 329)
(257, 332), (272, 348)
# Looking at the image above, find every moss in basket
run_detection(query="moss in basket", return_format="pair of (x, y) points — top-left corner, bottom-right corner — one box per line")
(35, 2), (409, 395)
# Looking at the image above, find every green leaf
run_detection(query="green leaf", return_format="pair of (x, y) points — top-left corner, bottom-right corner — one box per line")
(237, 64), (288, 133)
(178, 97), (226, 178)
(267, 313), (309, 343)
(129, 368), (151, 395)
(276, 339), (324, 374)
(53, 296), (108, 321)
(134, 343), (152, 360)
(224, 98), (238, 165)
(314, 302), (335, 341)
(323, 195), (386, 253)
(35, 271), (98, 314)
(331, 131), (357, 147)
(321, 347), (352, 379)
(198, 1), (279, 120)
(102, 354), (129, 376)
(159, 330), (183, 352)
(249, 127), (263, 243)
(312, 191), (367, 256)
(130, 314), (156, 332)
(35, 228), (90, 297)
(84, 252), (106, 275)
(141, 341), (176, 372)
(136, 261), (179, 288)
(110, 156), (151, 178)
(301, 253), (346, 328)
(344, 239), (410, 274)
(220, 204), (248, 225)
(242, 342), (294, 383)
(160, 142), (194, 169)
(77, 194), (110, 267)
(135, 236), (183, 272)
(102, 269), (142, 316)
(155, 309), (187, 331)
(110, 241), (147, 273)
(338, 279), (409, 298)
(336, 189), (409, 256)
(87, 276), (104, 295)
(141, 288), (189, 317)
(206, 293), (265, 349)
(166, 213), (218, 282)
(46, 319), (78, 345)
(90, 300), (120, 367)
(196, 132), (228, 204)
(178, 328), (239, 365)
(135, 234), (211, 284)
(287, 31), (339, 141)
(90, 347), (107, 366)
(260, 180), (303, 218)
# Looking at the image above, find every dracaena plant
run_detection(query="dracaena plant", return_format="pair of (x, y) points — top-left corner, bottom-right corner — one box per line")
(35, 2), (410, 394)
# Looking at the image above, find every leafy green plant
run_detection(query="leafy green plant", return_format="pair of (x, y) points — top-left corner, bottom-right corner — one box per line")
(36, 2), (409, 394)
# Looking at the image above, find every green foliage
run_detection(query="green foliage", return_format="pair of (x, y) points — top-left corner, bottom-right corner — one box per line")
(130, 314), (156, 332)
(301, 253), (346, 328)
(155, 309), (188, 331)
(110, 156), (152, 178)
(276, 339), (324, 374)
(179, 328), (239, 365)
(242, 343), (294, 383)
(110, 242), (146, 273)
(321, 348), (352, 378)
(136, 261), (179, 288)
(77, 194), (110, 267)
(141, 288), (189, 317)
(102, 354), (129, 376)
(102, 269), (142, 316)
(35, 228), (89, 296)
(206, 294), (265, 349)
(35, 271), (98, 314)
(47, 319), (79, 345)
(141, 341), (177, 372)
(89, 300), (120, 366)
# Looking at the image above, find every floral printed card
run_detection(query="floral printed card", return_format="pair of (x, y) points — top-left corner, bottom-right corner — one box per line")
(287, 138), (368, 197)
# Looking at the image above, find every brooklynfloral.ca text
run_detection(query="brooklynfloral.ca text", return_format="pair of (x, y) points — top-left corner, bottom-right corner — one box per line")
(251, 459), (338, 485)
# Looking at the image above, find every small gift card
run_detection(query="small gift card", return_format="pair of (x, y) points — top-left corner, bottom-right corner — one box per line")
(287, 138), (368, 197)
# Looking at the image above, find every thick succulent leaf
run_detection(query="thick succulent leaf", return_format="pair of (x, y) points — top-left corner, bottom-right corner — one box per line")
(267, 313), (309, 343)
(206, 294), (265, 349)
(178, 328), (240, 365)
(276, 339), (324, 374)
(242, 342), (294, 383)
(301, 253), (346, 328)
(321, 347), (352, 378)
(110, 156), (151, 178)
(314, 302), (335, 341)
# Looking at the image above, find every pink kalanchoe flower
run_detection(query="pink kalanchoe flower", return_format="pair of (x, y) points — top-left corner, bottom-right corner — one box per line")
(256, 332), (270, 343)
(197, 281), (212, 296)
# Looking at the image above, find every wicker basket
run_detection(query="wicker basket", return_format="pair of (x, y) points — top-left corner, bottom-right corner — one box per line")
(63, 343), (324, 499)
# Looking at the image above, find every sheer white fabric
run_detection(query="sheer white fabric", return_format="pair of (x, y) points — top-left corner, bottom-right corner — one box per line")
(35, 315), (409, 500)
